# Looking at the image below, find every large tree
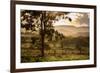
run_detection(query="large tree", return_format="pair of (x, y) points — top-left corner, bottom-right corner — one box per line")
(21, 10), (72, 57)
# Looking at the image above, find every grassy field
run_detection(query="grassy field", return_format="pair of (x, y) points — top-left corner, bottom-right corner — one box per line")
(21, 48), (89, 62)
(21, 31), (89, 63)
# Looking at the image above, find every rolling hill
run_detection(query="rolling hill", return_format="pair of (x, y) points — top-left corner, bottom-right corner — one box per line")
(54, 25), (89, 37)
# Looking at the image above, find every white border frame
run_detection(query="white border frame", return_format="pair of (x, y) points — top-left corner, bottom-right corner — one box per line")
(15, 4), (94, 69)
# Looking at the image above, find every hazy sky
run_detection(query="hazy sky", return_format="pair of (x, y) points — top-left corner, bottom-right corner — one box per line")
(53, 12), (89, 27)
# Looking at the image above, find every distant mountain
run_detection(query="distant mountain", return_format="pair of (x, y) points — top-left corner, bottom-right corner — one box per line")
(54, 25), (89, 37)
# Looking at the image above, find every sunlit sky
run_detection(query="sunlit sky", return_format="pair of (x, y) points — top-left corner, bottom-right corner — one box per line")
(53, 13), (89, 27)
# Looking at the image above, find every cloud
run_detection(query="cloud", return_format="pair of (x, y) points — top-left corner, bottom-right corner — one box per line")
(67, 13), (89, 26)
(53, 12), (89, 27)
